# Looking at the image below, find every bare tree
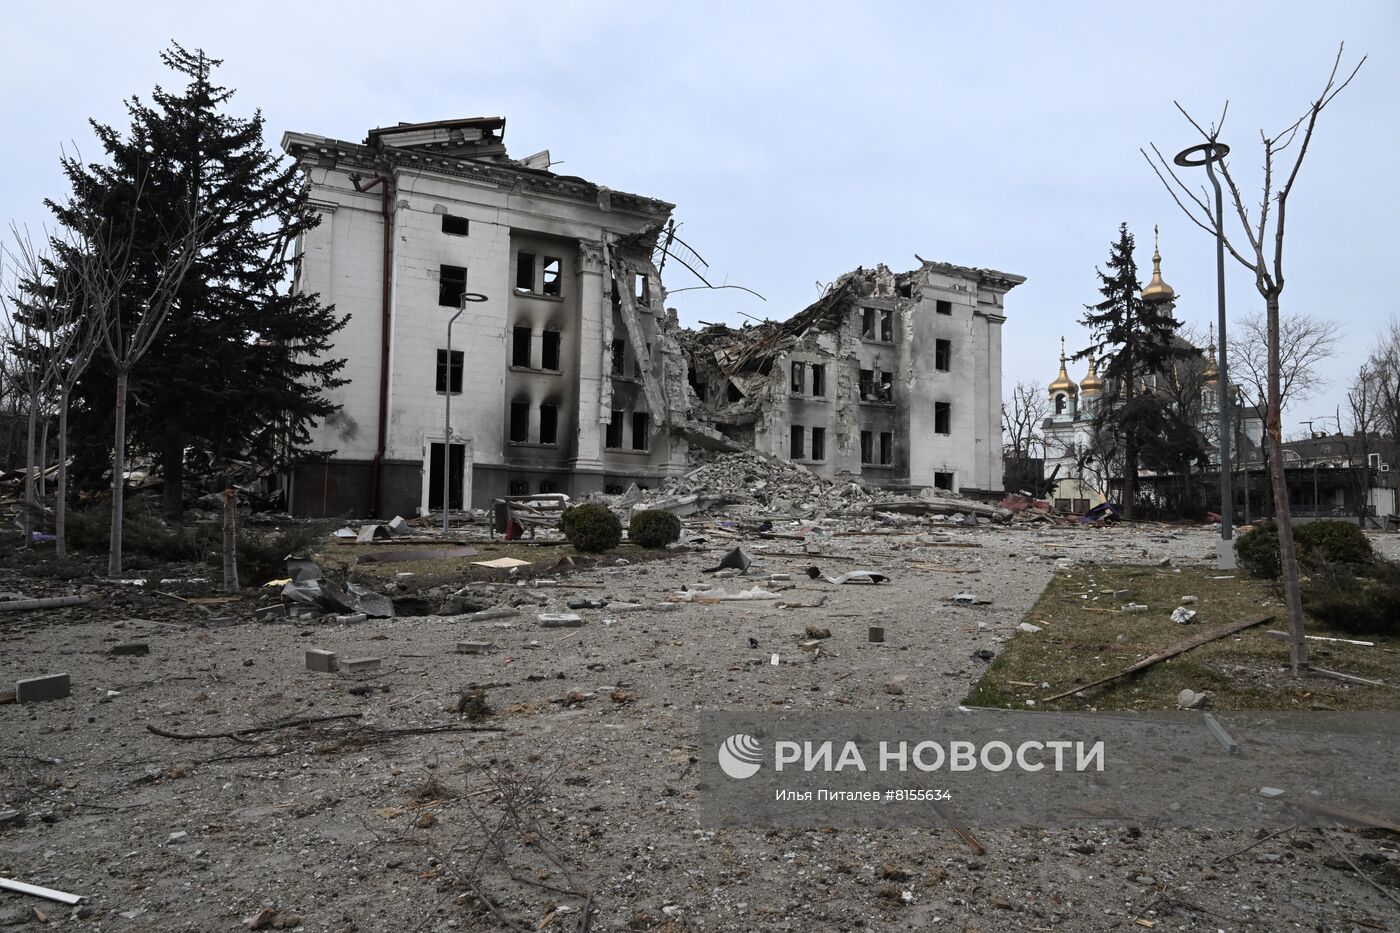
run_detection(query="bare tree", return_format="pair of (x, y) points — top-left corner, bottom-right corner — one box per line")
(1229, 309), (1340, 416)
(1344, 364), (1382, 527)
(1145, 44), (1365, 674)
(1367, 317), (1400, 443)
(0, 235), (56, 546)
(6, 228), (102, 558)
(1002, 380), (1048, 492)
(67, 176), (207, 576)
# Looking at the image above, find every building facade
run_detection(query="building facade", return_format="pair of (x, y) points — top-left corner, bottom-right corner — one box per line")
(684, 262), (1023, 494)
(280, 118), (692, 516)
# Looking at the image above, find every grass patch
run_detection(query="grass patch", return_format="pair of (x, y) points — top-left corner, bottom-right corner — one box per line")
(320, 541), (676, 589)
(966, 564), (1400, 712)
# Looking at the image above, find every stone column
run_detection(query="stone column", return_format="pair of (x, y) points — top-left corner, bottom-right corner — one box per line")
(571, 239), (607, 472)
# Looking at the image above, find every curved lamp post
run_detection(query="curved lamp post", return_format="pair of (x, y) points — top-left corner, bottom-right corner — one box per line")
(445, 291), (489, 534)
(1174, 140), (1235, 567)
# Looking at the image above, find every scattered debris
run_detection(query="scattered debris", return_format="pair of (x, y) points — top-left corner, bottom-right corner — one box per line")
(0, 878), (82, 906)
(1170, 607), (1198, 625)
(15, 673), (70, 704)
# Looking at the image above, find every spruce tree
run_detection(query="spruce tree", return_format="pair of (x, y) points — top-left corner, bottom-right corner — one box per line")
(49, 43), (346, 517)
(1077, 223), (1189, 519)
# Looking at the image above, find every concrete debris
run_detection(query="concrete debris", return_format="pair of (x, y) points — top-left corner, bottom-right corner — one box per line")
(705, 547), (754, 574)
(339, 657), (381, 674)
(538, 613), (585, 627)
(1017, 622), (1042, 634)
(16, 673), (70, 704)
(1176, 689), (1210, 709)
(1170, 607), (1198, 625)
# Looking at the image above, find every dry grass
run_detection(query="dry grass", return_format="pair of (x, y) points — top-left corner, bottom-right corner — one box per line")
(966, 564), (1400, 712)
(319, 540), (674, 589)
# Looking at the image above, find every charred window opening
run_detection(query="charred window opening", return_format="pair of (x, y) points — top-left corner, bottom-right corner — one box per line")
(631, 411), (650, 451)
(934, 401), (951, 434)
(542, 330), (562, 371)
(936, 299), (953, 316)
(790, 425), (805, 460)
(861, 308), (876, 339)
(539, 403), (558, 445)
(935, 339), (951, 372)
(810, 364), (826, 397)
(877, 371), (894, 403)
(604, 484), (623, 495)
(860, 430), (874, 464)
(897, 281), (912, 298)
(790, 361), (805, 394)
(435, 349), (463, 394)
(509, 401), (530, 443)
(934, 471), (954, 491)
(508, 479), (529, 496)
(880, 309), (893, 342)
(441, 214), (469, 236)
(726, 382), (743, 403)
(512, 326), (532, 367)
(611, 339), (626, 376)
(540, 480), (558, 494)
(859, 369), (874, 400)
(515, 252), (536, 292)
(810, 427), (826, 462)
(688, 369), (707, 401)
(439, 265), (467, 307)
(542, 257), (562, 297)
(605, 411), (623, 449)
(879, 432), (893, 465)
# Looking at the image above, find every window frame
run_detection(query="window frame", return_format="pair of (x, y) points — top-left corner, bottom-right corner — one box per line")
(439, 264), (467, 307)
(435, 348), (464, 394)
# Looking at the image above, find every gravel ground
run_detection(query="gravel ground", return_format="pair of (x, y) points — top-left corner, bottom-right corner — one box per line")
(3, 524), (1398, 932)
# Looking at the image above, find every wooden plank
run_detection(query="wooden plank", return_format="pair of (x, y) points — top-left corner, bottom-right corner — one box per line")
(1307, 666), (1388, 688)
(1283, 799), (1400, 834)
(1041, 613), (1274, 703)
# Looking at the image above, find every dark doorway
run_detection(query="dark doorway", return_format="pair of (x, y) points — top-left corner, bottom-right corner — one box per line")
(428, 442), (466, 510)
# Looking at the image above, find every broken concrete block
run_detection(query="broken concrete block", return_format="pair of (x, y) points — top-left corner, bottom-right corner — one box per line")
(386, 515), (409, 536)
(339, 657), (381, 674)
(1112, 589), (1131, 602)
(206, 616), (237, 627)
(868, 626), (885, 643)
(468, 607), (520, 623)
(16, 673), (70, 704)
(456, 641), (492, 654)
(537, 613), (585, 628)
(1016, 622), (1042, 634)
(109, 642), (150, 656)
(884, 676), (908, 696)
(1170, 607), (1198, 625)
(305, 649), (338, 673)
(254, 604), (290, 621)
(334, 613), (368, 625)
(1176, 689), (1210, 710)
(1123, 603), (1149, 614)
(1179, 595), (1198, 606)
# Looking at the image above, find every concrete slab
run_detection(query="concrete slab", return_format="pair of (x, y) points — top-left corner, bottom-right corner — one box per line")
(16, 673), (71, 703)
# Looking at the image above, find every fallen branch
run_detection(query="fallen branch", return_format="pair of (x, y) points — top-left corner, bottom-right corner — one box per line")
(1319, 832), (1400, 911)
(1210, 824), (1297, 864)
(147, 712), (364, 741)
(1041, 613), (1274, 703)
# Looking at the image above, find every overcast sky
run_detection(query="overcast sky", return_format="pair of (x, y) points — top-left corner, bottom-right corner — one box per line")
(3, 1), (1395, 437)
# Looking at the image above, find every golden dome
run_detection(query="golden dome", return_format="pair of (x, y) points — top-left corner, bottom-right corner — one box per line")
(1141, 224), (1176, 303)
(1079, 351), (1104, 396)
(1049, 337), (1079, 397)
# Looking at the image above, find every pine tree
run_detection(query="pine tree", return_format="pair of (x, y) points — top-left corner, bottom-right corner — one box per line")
(49, 43), (346, 517)
(1077, 223), (1190, 519)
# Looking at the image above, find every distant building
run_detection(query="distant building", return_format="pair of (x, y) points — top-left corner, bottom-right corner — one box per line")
(1241, 433), (1398, 525)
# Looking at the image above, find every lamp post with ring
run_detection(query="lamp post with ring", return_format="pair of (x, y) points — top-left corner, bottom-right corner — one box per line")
(444, 291), (489, 534)
(1173, 140), (1235, 568)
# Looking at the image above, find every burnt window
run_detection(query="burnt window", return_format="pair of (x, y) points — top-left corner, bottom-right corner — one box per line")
(512, 326), (532, 367)
(860, 430), (874, 464)
(878, 372), (894, 403)
(880, 309), (893, 342)
(934, 471), (954, 491)
(897, 281), (912, 298)
(934, 401), (951, 434)
(605, 411), (623, 449)
(541, 330), (561, 371)
(611, 339), (626, 376)
(604, 484), (623, 495)
(439, 264), (467, 306)
(435, 349), (463, 394)
(790, 361), (805, 394)
(539, 480), (558, 494)
(935, 339), (951, 372)
(727, 382), (743, 403)
(811, 427), (826, 462)
(936, 299), (952, 316)
(790, 425), (805, 460)
(688, 369), (707, 402)
(542, 257), (562, 297)
(508, 479), (529, 496)
(515, 252), (535, 292)
(539, 403), (558, 445)
(879, 432), (893, 465)
(632, 411), (650, 451)
(859, 369), (874, 400)
(441, 214), (469, 236)
(810, 364), (826, 397)
(509, 401), (530, 443)
(861, 308), (876, 339)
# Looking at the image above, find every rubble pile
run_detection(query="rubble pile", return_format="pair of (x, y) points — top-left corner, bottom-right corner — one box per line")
(660, 450), (874, 513)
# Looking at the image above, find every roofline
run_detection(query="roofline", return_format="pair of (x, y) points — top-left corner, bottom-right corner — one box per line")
(366, 116), (506, 139)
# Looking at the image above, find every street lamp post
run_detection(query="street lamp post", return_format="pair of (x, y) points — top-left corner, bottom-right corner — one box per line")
(1174, 140), (1234, 568)
(443, 291), (489, 535)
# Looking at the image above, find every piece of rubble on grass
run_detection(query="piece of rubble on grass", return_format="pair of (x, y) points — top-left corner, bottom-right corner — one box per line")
(473, 557), (532, 570)
(1170, 607), (1198, 625)
(1176, 688), (1210, 709)
(1017, 622), (1042, 633)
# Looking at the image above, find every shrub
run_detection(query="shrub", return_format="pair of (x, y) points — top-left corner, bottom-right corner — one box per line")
(1235, 519), (1374, 579)
(1295, 520), (1374, 566)
(628, 509), (681, 548)
(562, 503), (621, 553)
(1235, 520), (1281, 579)
(1302, 560), (1400, 637)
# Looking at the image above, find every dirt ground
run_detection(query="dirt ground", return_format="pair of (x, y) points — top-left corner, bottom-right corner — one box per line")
(3, 522), (1399, 932)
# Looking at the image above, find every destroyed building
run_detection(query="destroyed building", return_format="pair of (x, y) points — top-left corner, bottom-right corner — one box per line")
(683, 262), (1023, 494)
(279, 117), (694, 516)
